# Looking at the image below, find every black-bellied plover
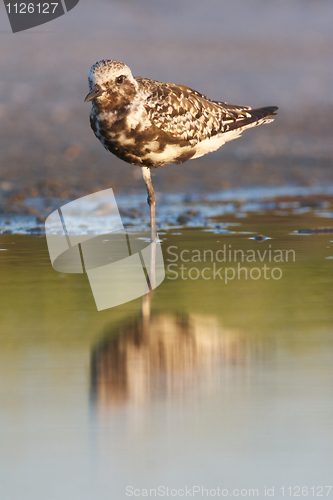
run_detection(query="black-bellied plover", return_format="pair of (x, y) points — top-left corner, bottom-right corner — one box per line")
(85, 60), (278, 240)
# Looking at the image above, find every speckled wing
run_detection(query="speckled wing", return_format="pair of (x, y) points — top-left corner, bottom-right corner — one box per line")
(137, 77), (253, 144)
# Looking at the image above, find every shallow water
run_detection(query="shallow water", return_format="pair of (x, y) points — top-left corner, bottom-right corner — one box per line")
(0, 202), (332, 499)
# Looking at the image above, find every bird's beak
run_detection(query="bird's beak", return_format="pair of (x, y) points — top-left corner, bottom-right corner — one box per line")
(84, 85), (104, 102)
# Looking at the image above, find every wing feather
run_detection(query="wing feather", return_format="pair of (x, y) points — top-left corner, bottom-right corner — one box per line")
(136, 77), (277, 144)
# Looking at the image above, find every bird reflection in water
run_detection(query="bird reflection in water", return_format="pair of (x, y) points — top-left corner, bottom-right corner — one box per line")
(90, 294), (258, 409)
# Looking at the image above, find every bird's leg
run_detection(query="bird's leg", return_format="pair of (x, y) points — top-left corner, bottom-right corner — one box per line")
(141, 166), (157, 290)
(141, 166), (156, 242)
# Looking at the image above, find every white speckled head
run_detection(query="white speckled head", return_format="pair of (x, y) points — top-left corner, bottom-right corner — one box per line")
(85, 60), (139, 107)
(88, 60), (136, 90)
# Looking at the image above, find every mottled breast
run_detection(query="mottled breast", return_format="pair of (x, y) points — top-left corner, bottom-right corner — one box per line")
(90, 99), (195, 168)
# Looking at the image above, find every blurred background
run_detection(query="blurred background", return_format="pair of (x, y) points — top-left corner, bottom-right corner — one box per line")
(0, 0), (332, 211)
(1, 3), (333, 499)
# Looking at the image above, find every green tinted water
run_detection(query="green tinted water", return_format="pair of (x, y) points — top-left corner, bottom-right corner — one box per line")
(0, 210), (332, 499)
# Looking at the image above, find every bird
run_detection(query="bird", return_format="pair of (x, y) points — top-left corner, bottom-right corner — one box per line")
(84, 60), (278, 241)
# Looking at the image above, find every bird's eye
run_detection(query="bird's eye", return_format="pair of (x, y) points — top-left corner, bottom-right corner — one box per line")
(116, 75), (125, 84)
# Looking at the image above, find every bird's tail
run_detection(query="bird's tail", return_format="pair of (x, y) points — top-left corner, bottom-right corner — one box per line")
(226, 105), (278, 132)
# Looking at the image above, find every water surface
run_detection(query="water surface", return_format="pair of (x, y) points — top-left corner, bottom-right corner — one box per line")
(0, 202), (332, 499)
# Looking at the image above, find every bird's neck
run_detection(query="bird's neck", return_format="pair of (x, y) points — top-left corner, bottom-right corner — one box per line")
(92, 99), (132, 120)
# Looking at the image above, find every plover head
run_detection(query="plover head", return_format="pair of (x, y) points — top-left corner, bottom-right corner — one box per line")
(84, 60), (138, 109)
